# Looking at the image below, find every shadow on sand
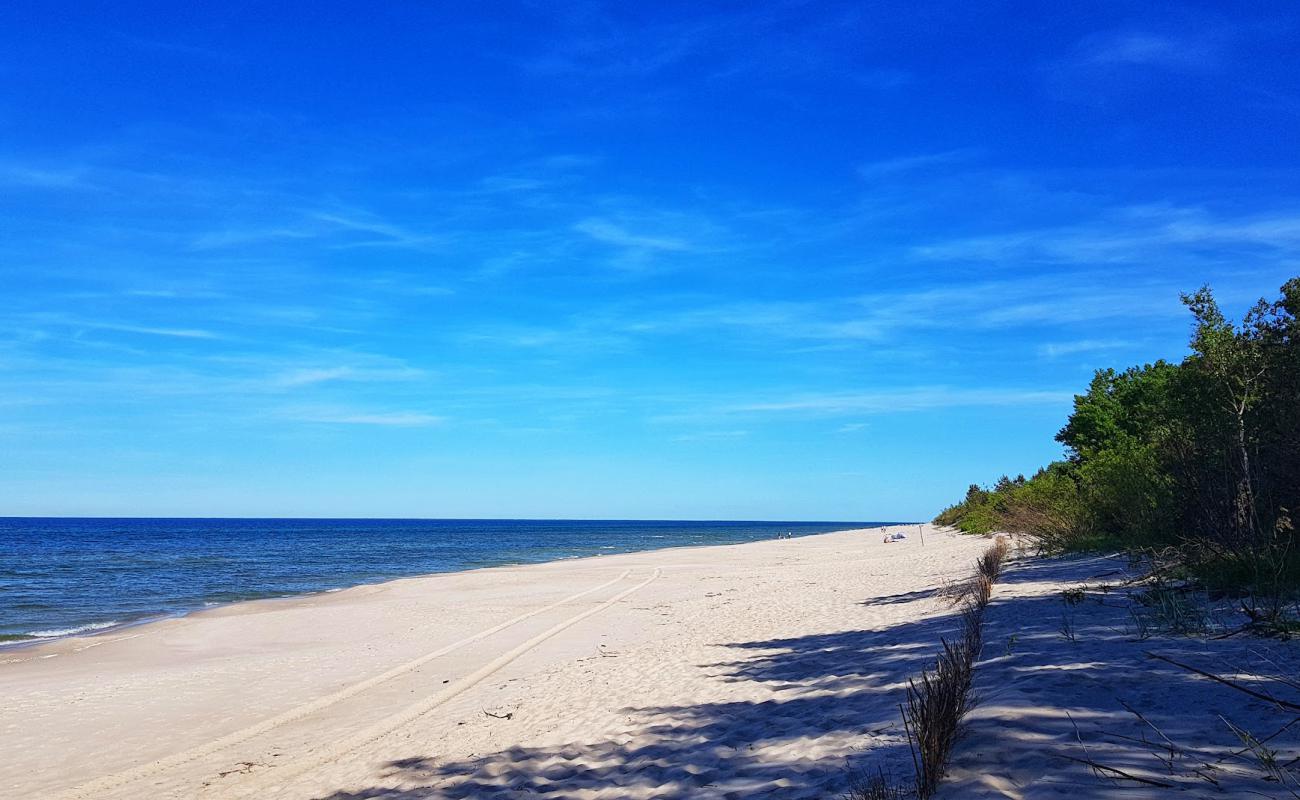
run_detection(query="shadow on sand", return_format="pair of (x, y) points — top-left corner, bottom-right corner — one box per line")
(310, 554), (1300, 799)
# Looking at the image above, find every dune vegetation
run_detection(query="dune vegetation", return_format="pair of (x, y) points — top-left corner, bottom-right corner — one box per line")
(937, 277), (1300, 623)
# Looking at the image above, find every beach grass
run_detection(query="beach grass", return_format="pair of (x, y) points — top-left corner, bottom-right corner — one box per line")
(850, 539), (1008, 799)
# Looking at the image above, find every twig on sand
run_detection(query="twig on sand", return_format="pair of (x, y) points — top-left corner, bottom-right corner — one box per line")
(483, 709), (514, 720)
(1066, 711), (1114, 786)
(1068, 708), (1193, 787)
(1118, 699), (1180, 767)
(1211, 623), (1253, 640)
(1057, 755), (1178, 788)
(1146, 652), (1300, 712)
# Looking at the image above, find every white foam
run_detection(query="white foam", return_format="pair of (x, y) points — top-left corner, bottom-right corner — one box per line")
(27, 621), (120, 638)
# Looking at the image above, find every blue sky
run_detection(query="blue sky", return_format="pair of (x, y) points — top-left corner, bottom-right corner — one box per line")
(3, 2), (1299, 519)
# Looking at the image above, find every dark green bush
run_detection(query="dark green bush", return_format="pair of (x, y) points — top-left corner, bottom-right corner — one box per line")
(936, 277), (1300, 597)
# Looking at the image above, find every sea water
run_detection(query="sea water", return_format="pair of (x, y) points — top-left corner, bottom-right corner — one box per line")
(0, 517), (891, 642)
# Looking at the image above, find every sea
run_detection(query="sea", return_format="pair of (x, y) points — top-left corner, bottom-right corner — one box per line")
(0, 517), (891, 643)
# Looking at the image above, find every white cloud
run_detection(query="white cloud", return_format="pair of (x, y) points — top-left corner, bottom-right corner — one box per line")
(672, 430), (749, 442)
(911, 206), (1300, 265)
(0, 163), (94, 190)
(1037, 339), (1131, 359)
(282, 408), (445, 427)
(271, 367), (357, 388)
(58, 318), (222, 340)
(267, 363), (424, 389)
(574, 218), (693, 252)
(192, 208), (442, 252)
(858, 149), (980, 179)
(1077, 31), (1220, 71)
(729, 387), (1073, 416)
(190, 227), (316, 250)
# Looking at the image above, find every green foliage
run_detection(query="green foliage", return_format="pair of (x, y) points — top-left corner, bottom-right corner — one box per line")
(935, 462), (1091, 549)
(935, 276), (1300, 595)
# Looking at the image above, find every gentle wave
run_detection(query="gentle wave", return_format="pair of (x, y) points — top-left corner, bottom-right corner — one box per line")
(26, 620), (121, 638)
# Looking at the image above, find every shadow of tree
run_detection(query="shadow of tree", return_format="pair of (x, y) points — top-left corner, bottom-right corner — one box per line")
(992, 552), (1127, 586)
(857, 587), (938, 607)
(307, 554), (1300, 799)
(308, 609), (973, 799)
(938, 553), (1300, 797)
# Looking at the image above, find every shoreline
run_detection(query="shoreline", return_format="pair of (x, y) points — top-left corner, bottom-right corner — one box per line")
(1, 523), (911, 655)
(3, 524), (965, 799)
(2, 520), (905, 650)
(9, 525), (1297, 798)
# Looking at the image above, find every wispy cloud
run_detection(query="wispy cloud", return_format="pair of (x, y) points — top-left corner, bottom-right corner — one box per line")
(1075, 30), (1222, 72)
(574, 218), (693, 252)
(122, 288), (229, 300)
(116, 31), (234, 61)
(310, 210), (443, 250)
(195, 351), (430, 392)
(729, 387), (1074, 416)
(268, 363), (425, 389)
(279, 407), (445, 427)
(459, 322), (634, 355)
(859, 149), (980, 179)
(95, 323), (222, 340)
(1038, 339), (1131, 359)
(585, 275), (1193, 351)
(190, 227), (316, 250)
(21, 315), (224, 341)
(518, 3), (905, 93)
(0, 163), (95, 191)
(270, 367), (359, 388)
(192, 208), (444, 252)
(672, 429), (748, 442)
(911, 206), (1300, 265)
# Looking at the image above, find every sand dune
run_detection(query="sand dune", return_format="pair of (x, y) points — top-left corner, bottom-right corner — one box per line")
(3, 526), (986, 799)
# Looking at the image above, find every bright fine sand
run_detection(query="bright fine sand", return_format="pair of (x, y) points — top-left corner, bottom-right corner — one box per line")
(3, 526), (985, 799)
(10, 529), (1298, 800)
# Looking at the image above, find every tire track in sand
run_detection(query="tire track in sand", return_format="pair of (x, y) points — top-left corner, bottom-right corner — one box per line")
(231, 567), (663, 797)
(51, 569), (635, 800)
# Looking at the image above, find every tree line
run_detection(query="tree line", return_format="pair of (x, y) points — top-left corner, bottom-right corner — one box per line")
(936, 277), (1299, 601)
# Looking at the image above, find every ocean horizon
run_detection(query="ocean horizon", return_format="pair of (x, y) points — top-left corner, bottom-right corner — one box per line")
(0, 517), (898, 643)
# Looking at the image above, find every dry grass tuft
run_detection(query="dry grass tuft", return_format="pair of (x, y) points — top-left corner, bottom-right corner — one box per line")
(977, 537), (1010, 583)
(903, 637), (977, 798)
(843, 767), (909, 800)
(843, 539), (1011, 799)
(902, 540), (1008, 798)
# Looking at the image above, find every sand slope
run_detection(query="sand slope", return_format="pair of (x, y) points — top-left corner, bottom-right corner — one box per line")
(939, 552), (1300, 799)
(2, 526), (987, 799)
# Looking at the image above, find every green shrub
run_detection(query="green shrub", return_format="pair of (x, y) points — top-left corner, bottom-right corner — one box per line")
(936, 276), (1300, 596)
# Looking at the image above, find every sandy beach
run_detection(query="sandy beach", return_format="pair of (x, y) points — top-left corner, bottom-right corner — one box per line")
(8, 525), (1300, 799)
(3, 525), (988, 799)
(10, 525), (1300, 800)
